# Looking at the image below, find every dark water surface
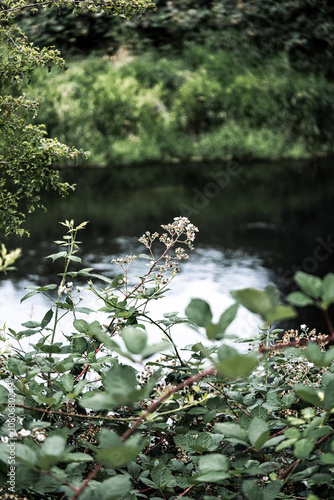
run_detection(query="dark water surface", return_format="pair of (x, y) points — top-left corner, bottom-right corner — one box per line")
(2, 160), (334, 344)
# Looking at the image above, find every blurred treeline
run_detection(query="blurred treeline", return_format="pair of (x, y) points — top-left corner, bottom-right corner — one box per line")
(19, 0), (334, 166)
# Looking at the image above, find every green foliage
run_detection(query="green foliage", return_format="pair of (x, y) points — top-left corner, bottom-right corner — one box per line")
(1, 218), (334, 499)
(0, 0), (155, 236)
(22, 48), (334, 168)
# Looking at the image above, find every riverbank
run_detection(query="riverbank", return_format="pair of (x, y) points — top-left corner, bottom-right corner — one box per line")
(24, 45), (334, 167)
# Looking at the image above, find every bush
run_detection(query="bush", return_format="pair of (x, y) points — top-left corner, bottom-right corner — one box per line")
(24, 45), (334, 166)
(1, 218), (334, 498)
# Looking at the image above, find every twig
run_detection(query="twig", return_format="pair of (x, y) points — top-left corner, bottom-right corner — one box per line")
(40, 470), (77, 492)
(2, 402), (129, 422)
(121, 367), (216, 441)
(71, 463), (102, 500)
(69, 367), (215, 499)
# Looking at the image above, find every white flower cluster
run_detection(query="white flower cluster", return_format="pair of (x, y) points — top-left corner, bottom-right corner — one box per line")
(18, 428), (46, 442)
(138, 232), (159, 249)
(161, 217), (199, 250)
(111, 255), (137, 267)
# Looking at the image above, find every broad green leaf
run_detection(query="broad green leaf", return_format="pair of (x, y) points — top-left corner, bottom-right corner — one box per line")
(80, 392), (116, 411)
(8, 357), (26, 375)
(322, 273), (334, 307)
(217, 344), (238, 361)
(96, 445), (140, 468)
(263, 391), (281, 410)
(215, 422), (248, 443)
(192, 453), (230, 483)
(294, 438), (314, 460)
(218, 303), (239, 333)
(324, 347), (334, 365)
(141, 340), (172, 359)
(20, 290), (39, 303)
(68, 255), (81, 263)
(185, 298), (213, 327)
(151, 464), (174, 488)
(122, 326), (147, 354)
(72, 336), (88, 353)
(95, 475), (132, 500)
(216, 353), (258, 379)
(263, 481), (282, 500)
(206, 322), (222, 340)
(294, 271), (322, 298)
(46, 251), (67, 262)
(265, 304), (296, 322)
(321, 453), (334, 464)
(41, 309), (54, 329)
(286, 291), (315, 307)
(230, 288), (272, 318)
(21, 320), (40, 328)
(41, 434), (66, 457)
(73, 319), (89, 333)
(294, 384), (324, 407)
(0, 385), (8, 404)
(248, 417), (269, 450)
(281, 393), (296, 408)
(59, 373), (74, 393)
(305, 342), (323, 366)
(198, 453), (229, 473)
(15, 443), (38, 469)
(323, 379), (334, 410)
(242, 479), (263, 500)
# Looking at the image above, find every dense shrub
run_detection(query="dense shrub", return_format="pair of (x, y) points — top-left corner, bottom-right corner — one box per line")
(24, 48), (334, 166)
(1, 218), (334, 498)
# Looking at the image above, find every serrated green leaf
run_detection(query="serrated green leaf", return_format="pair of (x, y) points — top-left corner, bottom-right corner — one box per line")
(286, 291), (315, 307)
(248, 417), (269, 450)
(46, 251), (67, 262)
(322, 273), (334, 307)
(73, 319), (89, 333)
(151, 464), (174, 488)
(294, 271), (322, 299)
(242, 479), (263, 500)
(59, 373), (74, 393)
(8, 357), (26, 375)
(95, 475), (132, 500)
(294, 438), (314, 460)
(96, 445), (140, 468)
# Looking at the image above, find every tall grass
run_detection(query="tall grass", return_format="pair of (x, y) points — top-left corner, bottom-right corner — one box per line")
(25, 46), (334, 166)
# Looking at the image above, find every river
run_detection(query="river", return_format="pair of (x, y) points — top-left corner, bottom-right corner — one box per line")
(1, 159), (334, 348)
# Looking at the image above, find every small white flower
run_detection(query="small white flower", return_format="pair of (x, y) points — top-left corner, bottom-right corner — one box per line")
(19, 429), (31, 437)
(36, 434), (46, 442)
(300, 324), (307, 330)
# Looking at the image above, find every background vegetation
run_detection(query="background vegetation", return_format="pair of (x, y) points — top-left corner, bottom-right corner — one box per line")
(18, 0), (334, 166)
